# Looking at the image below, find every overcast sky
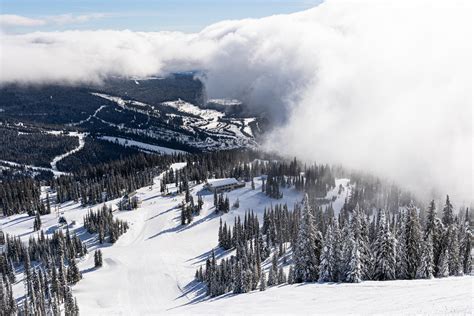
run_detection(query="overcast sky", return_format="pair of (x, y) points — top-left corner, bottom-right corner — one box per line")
(0, 0), (323, 33)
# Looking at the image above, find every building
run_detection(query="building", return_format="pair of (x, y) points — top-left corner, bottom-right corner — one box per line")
(204, 178), (245, 193)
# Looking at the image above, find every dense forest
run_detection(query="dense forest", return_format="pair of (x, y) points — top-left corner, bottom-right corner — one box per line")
(196, 196), (472, 297)
(0, 125), (79, 168)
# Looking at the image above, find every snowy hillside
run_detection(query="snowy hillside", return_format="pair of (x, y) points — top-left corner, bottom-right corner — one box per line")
(92, 93), (257, 151)
(1, 164), (472, 314)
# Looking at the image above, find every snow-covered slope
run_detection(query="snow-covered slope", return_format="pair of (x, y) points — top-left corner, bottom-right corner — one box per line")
(181, 276), (472, 315)
(1, 168), (472, 315)
(91, 93), (257, 151)
(98, 136), (187, 155)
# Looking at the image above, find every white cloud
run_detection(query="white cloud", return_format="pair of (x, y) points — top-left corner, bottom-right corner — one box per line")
(0, 14), (46, 27)
(0, 13), (106, 30)
(0, 0), (471, 203)
(48, 13), (107, 25)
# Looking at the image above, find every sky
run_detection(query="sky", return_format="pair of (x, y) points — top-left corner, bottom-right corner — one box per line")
(0, 0), (471, 204)
(0, 0), (322, 33)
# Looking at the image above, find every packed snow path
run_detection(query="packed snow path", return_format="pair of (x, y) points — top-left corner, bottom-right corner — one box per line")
(71, 167), (305, 314)
(50, 132), (86, 172)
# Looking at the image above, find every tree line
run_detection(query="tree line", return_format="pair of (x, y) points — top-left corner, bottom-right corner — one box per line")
(196, 195), (472, 297)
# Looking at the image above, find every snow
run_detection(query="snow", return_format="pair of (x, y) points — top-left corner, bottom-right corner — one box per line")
(1, 172), (471, 315)
(181, 276), (472, 315)
(0, 159), (69, 176)
(325, 178), (351, 214)
(163, 99), (224, 121)
(69, 105), (107, 126)
(50, 132), (86, 172)
(205, 178), (240, 188)
(208, 98), (242, 106)
(98, 136), (187, 155)
(0, 131), (86, 176)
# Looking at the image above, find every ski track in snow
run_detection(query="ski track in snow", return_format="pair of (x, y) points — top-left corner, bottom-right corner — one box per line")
(1, 167), (472, 315)
(69, 105), (107, 126)
(0, 159), (69, 176)
(0, 131), (86, 176)
(50, 132), (86, 172)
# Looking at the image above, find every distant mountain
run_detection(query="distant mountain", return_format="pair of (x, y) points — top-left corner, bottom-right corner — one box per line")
(0, 74), (261, 156)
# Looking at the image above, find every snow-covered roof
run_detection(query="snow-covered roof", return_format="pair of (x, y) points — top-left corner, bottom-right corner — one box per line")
(206, 178), (239, 188)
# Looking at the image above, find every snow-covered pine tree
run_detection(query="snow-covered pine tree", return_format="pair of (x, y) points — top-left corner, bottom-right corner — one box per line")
(67, 258), (82, 285)
(293, 194), (320, 283)
(396, 211), (409, 279)
(259, 272), (266, 291)
(345, 231), (362, 283)
(94, 249), (103, 268)
(415, 234), (434, 279)
(446, 223), (463, 276)
(442, 195), (454, 226)
(405, 205), (422, 279)
(460, 215), (472, 275)
(277, 267), (286, 284)
(287, 266), (295, 284)
(373, 209), (396, 280)
(425, 200), (437, 238)
(350, 204), (372, 280)
(436, 248), (450, 278)
(33, 212), (42, 231)
(319, 224), (334, 282)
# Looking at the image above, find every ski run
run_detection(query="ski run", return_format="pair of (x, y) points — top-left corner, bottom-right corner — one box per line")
(0, 163), (471, 315)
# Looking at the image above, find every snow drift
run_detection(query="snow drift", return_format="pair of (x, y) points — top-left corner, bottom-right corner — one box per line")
(0, 0), (471, 202)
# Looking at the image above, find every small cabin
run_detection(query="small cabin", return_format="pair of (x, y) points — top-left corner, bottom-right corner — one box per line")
(204, 178), (245, 193)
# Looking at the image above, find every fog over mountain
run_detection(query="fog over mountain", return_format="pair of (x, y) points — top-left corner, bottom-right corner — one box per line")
(1, 0), (471, 202)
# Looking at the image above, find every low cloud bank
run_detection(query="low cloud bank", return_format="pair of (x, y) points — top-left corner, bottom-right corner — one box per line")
(0, 0), (471, 202)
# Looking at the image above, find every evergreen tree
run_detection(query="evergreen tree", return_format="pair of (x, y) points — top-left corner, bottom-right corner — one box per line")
(442, 195), (454, 226)
(287, 266), (295, 284)
(460, 218), (472, 275)
(436, 248), (449, 278)
(319, 224), (335, 282)
(373, 210), (396, 280)
(293, 195), (320, 282)
(345, 233), (362, 283)
(33, 212), (42, 231)
(94, 249), (103, 268)
(415, 235), (434, 279)
(405, 206), (422, 279)
(259, 272), (266, 291)
(446, 224), (462, 276)
(67, 258), (82, 285)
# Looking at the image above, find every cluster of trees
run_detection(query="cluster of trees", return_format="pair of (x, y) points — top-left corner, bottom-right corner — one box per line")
(0, 178), (44, 216)
(83, 205), (129, 244)
(197, 195), (472, 297)
(0, 125), (79, 168)
(54, 153), (175, 206)
(262, 175), (282, 199)
(179, 177), (204, 225)
(1, 152), (178, 216)
(94, 249), (103, 268)
(2, 203), (126, 314)
(2, 228), (86, 315)
(214, 192), (230, 213)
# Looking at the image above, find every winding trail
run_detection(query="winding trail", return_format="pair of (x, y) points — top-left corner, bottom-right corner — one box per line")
(50, 132), (86, 172)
